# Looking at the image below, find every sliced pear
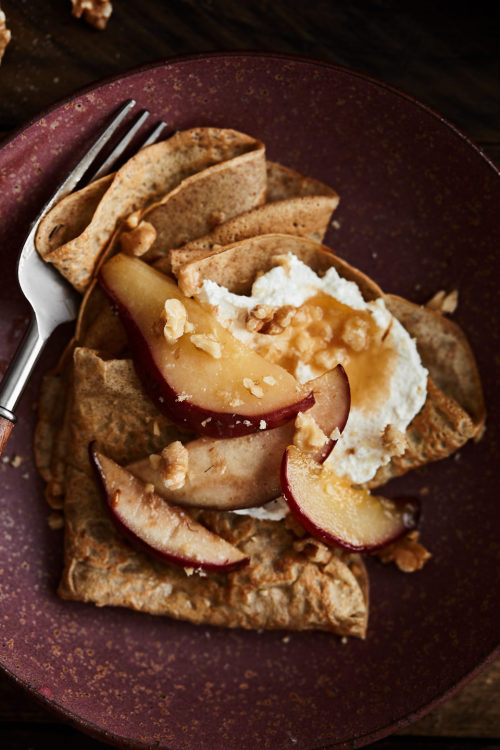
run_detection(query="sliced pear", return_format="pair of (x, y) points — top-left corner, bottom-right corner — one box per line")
(128, 365), (350, 510)
(99, 253), (313, 437)
(90, 444), (249, 571)
(281, 445), (419, 552)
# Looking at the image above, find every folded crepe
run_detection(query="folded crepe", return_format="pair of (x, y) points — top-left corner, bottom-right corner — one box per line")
(57, 347), (369, 637)
(36, 127), (266, 292)
(34, 137), (485, 638)
(174, 233), (485, 485)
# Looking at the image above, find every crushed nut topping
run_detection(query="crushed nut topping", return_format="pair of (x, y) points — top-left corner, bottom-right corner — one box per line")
(120, 221), (157, 257)
(161, 299), (189, 344)
(313, 348), (342, 371)
(293, 412), (329, 453)
(426, 289), (459, 315)
(242, 378), (264, 398)
(374, 531), (431, 572)
(160, 442), (188, 490)
(341, 316), (370, 352)
(47, 512), (64, 531)
(190, 333), (222, 359)
(71, 0), (113, 29)
(263, 375), (277, 386)
(382, 424), (407, 458)
(245, 304), (276, 332)
(144, 483), (155, 494)
(0, 10), (11, 64)
(246, 304), (297, 335)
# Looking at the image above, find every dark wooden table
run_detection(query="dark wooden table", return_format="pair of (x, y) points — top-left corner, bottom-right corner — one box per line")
(0, 2), (498, 748)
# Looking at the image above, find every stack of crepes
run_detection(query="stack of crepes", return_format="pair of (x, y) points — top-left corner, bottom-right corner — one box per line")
(33, 127), (485, 639)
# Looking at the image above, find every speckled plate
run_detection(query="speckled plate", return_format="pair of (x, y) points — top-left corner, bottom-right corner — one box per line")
(0, 53), (498, 750)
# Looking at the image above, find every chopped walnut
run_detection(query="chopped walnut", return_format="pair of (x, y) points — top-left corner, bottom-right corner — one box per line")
(245, 304), (276, 332)
(144, 483), (155, 494)
(263, 375), (277, 386)
(0, 10), (11, 63)
(160, 442), (188, 489)
(160, 299), (189, 344)
(341, 316), (369, 352)
(120, 221), (157, 257)
(313, 348), (342, 371)
(426, 289), (459, 315)
(293, 412), (329, 453)
(10, 454), (25, 468)
(293, 536), (331, 563)
(247, 304), (297, 335)
(71, 0), (113, 30)
(243, 378), (264, 398)
(190, 333), (222, 359)
(382, 424), (407, 457)
(47, 513), (64, 531)
(375, 531), (431, 573)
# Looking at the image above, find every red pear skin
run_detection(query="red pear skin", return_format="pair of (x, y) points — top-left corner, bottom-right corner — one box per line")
(98, 254), (314, 438)
(127, 365), (350, 510)
(280, 445), (419, 552)
(90, 443), (249, 572)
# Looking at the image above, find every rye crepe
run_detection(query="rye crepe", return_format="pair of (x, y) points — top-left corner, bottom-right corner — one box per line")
(175, 233), (484, 484)
(36, 128), (265, 292)
(58, 348), (369, 637)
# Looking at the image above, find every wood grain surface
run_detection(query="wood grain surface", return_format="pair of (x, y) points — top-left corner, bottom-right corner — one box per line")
(0, 1), (498, 748)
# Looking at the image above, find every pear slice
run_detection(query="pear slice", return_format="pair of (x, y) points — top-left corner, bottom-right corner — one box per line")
(281, 445), (419, 552)
(90, 444), (249, 572)
(99, 253), (313, 437)
(128, 365), (350, 510)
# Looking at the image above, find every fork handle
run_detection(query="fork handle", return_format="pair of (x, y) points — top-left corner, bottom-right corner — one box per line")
(0, 318), (45, 458)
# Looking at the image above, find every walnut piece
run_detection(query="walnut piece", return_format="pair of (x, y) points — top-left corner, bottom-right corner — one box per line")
(161, 299), (189, 344)
(160, 442), (188, 490)
(374, 531), (431, 573)
(190, 333), (222, 359)
(120, 221), (157, 257)
(247, 304), (297, 335)
(245, 304), (276, 332)
(242, 378), (264, 398)
(0, 10), (11, 64)
(293, 412), (329, 453)
(341, 316), (369, 352)
(382, 424), (407, 458)
(47, 512), (64, 531)
(426, 289), (459, 315)
(71, 0), (113, 30)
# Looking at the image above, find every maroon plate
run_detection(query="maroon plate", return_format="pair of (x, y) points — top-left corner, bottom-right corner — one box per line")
(0, 53), (498, 750)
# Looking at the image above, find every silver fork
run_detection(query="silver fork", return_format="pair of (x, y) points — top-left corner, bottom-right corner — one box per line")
(0, 100), (167, 455)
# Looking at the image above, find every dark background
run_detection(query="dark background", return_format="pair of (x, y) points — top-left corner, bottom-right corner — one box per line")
(0, 1), (499, 748)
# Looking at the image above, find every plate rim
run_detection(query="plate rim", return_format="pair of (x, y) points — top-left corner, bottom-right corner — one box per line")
(0, 50), (498, 750)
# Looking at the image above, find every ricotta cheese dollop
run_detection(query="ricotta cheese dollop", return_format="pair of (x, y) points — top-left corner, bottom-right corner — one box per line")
(197, 253), (428, 487)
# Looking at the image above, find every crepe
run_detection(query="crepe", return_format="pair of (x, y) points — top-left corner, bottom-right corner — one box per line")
(166, 195), (339, 275)
(36, 128), (265, 292)
(57, 347), (368, 637)
(165, 164), (339, 274)
(33, 131), (485, 638)
(174, 233), (484, 484)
